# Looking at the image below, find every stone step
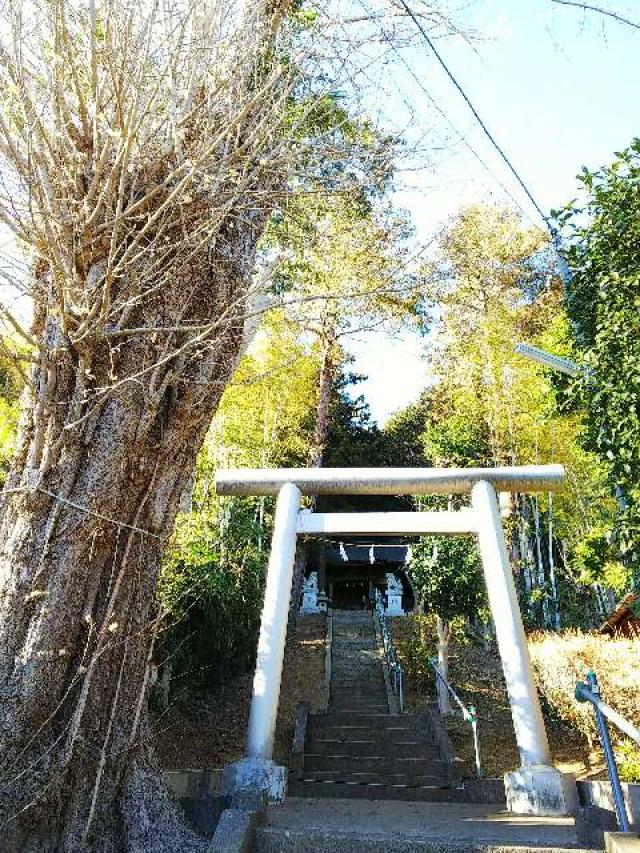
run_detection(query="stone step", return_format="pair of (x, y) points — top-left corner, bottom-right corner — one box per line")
(309, 727), (434, 743)
(332, 664), (384, 670)
(306, 738), (440, 759)
(303, 754), (448, 775)
(332, 652), (378, 658)
(331, 672), (383, 679)
(332, 672), (385, 679)
(255, 798), (600, 852)
(332, 666), (381, 671)
(330, 684), (386, 692)
(332, 649), (379, 656)
(332, 668), (381, 675)
(309, 723), (434, 741)
(257, 824), (601, 850)
(333, 652), (378, 658)
(328, 705), (390, 715)
(307, 729), (439, 757)
(310, 713), (422, 730)
(329, 701), (389, 714)
(287, 779), (452, 802)
(330, 689), (387, 697)
(332, 669), (381, 675)
(329, 694), (388, 701)
(332, 656), (380, 665)
(332, 609), (373, 614)
(332, 655), (381, 663)
(329, 691), (387, 700)
(295, 770), (449, 786)
(329, 684), (388, 700)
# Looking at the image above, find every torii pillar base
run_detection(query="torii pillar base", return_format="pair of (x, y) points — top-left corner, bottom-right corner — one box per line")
(505, 766), (578, 817)
(220, 757), (287, 804)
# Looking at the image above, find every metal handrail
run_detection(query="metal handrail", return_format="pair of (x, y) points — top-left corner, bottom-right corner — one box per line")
(373, 590), (404, 713)
(430, 658), (482, 778)
(576, 670), (640, 833)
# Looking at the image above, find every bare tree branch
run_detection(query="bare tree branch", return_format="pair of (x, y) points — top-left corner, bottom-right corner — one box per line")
(551, 0), (640, 30)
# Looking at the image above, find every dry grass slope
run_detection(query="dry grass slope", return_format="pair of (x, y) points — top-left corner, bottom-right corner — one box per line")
(154, 614), (327, 769)
(529, 630), (640, 780)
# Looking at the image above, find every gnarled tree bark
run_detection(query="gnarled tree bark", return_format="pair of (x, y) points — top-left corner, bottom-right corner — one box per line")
(0, 1), (294, 849)
(0, 231), (262, 852)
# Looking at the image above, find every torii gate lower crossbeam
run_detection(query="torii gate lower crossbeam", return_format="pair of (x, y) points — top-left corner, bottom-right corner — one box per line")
(216, 466), (577, 817)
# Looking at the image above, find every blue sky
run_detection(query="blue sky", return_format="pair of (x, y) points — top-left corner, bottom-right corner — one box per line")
(347, 0), (640, 424)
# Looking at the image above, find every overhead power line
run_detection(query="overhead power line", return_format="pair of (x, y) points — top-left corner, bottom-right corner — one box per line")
(373, 23), (539, 227)
(396, 0), (553, 232)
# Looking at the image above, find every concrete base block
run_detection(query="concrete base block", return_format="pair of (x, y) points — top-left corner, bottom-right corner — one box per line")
(208, 808), (259, 853)
(605, 831), (640, 853)
(505, 766), (578, 816)
(576, 804), (619, 848)
(220, 757), (287, 804)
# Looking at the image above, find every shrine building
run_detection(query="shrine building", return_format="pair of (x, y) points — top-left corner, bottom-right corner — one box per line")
(299, 541), (415, 616)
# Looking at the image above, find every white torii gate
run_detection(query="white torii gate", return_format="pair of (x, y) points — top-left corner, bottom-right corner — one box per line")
(216, 466), (577, 816)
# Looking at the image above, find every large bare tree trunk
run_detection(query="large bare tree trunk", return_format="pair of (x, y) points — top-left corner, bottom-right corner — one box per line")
(0, 236), (263, 851)
(0, 1), (299, 847)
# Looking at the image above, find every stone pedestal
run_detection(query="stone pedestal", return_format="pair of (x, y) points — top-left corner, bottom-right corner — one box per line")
(505, 766), (578, 816)
(300, 571), (323, 614)
(220, 757), (287, 804)
(385, 572), (405, 616)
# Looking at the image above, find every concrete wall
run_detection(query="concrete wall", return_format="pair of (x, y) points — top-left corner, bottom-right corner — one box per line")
(165, 768), (640, 837)
(577, 779), (640, 829)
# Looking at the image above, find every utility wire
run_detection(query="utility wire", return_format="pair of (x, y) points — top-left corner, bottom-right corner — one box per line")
(373, 21), (539, 228)
(397, 0), (553, 232)
(552, 0), (640, 31)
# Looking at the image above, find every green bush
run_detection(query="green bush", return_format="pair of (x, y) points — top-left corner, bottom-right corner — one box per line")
(158, 496), (268, 692)
(617, 740), (640, 783)
(159, 550), (265, 690)
(395, 617), (436, 693)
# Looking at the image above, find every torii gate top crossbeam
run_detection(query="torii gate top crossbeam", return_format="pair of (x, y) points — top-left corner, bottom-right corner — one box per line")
(215, 465), (565, 496)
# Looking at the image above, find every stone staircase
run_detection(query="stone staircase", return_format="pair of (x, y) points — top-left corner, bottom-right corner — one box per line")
(289, 609), (453, 801)
(209, 608), (605, 852)
(329, 609), (389, 714)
